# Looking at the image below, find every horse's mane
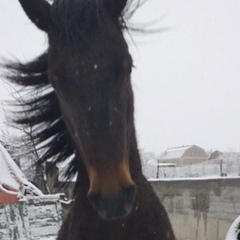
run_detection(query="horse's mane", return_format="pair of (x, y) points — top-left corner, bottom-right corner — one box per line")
(5, 0), (145, 181)
(5, 54), (76, 179)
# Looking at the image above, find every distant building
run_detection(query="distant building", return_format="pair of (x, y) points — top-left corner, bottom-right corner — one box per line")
(208, 150), (240, 166)
(46, 158), (76, 199)
(208, 150), (223, 161)
(160, 145), (208, 166)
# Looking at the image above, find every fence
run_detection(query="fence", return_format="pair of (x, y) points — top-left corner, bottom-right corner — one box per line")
(0, 195), (62, 240)
(144, 159), (240, 179)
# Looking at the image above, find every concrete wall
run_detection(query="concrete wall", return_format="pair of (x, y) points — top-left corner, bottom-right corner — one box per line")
(0, 195), (62, 240)
(151, 178), (240, 240)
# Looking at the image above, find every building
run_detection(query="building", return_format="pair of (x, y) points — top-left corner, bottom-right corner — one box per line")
(208, 150), (223, 160)
(160, 145), (208, 166)
(46, 158), (76, 199)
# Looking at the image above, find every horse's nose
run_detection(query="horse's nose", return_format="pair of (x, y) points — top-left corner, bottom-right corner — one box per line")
(88, 184), (136, 220)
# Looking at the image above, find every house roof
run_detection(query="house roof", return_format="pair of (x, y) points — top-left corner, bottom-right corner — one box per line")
(209, 151), (240, 162)
(208, 150), (223, 160)
(161, 145), (193, 160)
(0, 143), (43, 204)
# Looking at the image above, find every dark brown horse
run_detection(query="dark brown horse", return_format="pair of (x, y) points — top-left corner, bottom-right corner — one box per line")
(7, 0), (175, 239)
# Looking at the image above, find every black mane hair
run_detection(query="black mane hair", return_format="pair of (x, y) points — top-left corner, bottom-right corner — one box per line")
(5, 0), (145, 181)
(5, 54), (76, 178)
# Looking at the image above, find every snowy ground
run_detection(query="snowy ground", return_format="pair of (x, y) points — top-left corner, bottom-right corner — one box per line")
(38, 237), (56, 240)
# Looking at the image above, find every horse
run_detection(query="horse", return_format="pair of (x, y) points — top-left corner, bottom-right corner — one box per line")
(6, 0), (175, 239)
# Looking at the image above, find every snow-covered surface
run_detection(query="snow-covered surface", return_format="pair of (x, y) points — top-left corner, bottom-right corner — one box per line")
(0, 143), (21, 191)
(147, 159), (176, 167)
(40, 237), (56, 240)
(56, 155), (77, 182)
(225, 215), (240, 240)
(0, 143), (43, 202)
(160, 145), (192, 160)
(144, 151), (240, 179)
(0, 195), (62, 240)
(149, 176), (240, 182)
(0, 144), (62, 239)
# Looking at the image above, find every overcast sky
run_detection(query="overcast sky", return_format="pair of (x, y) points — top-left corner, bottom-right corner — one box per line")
(1, 0), (240, 154)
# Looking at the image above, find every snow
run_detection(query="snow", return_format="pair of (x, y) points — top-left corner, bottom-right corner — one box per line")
(27, 193), (64, 202)
(56, 155), (77, 182)
(0, 143), (21, 191)
(147, 160), (176, 167)
(40, 237), (56, 240)
(149, 176), (240, 182)
(161, 145), (192, 160)
(144, 150), (240, 179)
(225, 215), (240, 240)
(0, 143), (43, 199)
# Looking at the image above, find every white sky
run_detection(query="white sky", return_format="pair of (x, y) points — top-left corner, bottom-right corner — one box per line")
(1, 0), (240, 154)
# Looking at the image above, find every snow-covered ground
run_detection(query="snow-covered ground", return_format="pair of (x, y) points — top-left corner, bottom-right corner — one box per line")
(39, 237), (56, 240)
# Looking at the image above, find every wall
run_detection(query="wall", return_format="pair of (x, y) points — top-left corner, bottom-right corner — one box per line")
(151, 178), (240, 240)
(0, 195), (62, 240)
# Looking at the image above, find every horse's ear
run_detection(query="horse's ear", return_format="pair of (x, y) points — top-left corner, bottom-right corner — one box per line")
(105, 0), (128, 18)
(19, 0), (51, 32)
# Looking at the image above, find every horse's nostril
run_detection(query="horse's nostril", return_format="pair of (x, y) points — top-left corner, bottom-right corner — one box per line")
(123, 184), (136, 202)
(88, 192), (101, 210)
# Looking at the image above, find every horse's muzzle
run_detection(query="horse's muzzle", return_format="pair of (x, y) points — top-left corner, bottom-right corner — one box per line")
(88, 184), (136, 220)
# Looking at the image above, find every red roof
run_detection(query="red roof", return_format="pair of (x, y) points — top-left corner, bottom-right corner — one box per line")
(0, 184), (19, 204)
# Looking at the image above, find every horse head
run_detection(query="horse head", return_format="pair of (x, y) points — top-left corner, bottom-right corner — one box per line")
(18, 0), (136, 220)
